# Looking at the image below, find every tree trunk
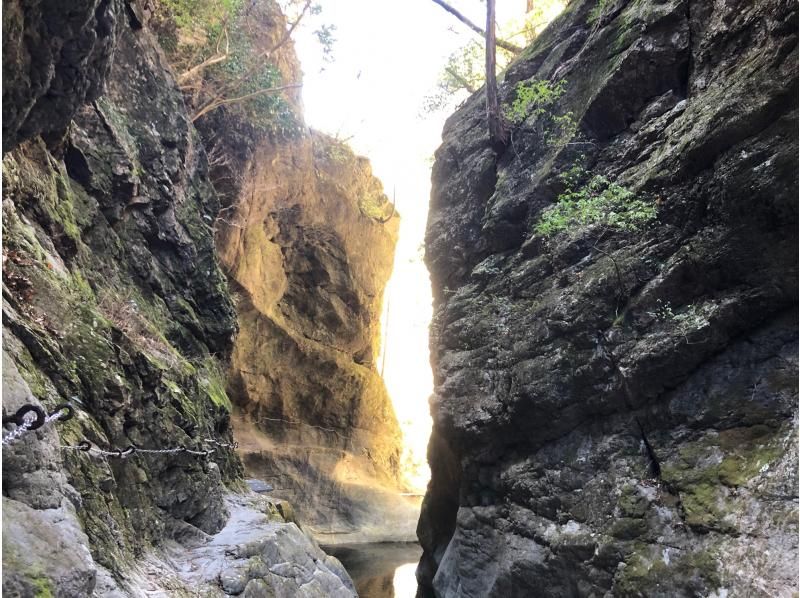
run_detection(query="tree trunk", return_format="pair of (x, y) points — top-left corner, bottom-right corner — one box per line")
(430, 0), (523, 54)
(486, 0), (507, 150)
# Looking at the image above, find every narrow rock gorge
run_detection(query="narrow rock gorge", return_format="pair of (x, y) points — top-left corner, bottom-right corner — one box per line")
(419, 0), (798, 596)
(3, 0), (798, 595)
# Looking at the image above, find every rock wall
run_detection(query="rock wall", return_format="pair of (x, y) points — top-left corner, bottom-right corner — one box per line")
(419, 0), (798, 595)
(2, 1), (240, 592)
(216, 128), (418, 542)
(1, 1), (355, 595)
(2, 0), (120, 152)
(190, 0), (415, 545)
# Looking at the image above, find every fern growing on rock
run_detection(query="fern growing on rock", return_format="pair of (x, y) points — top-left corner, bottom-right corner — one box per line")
(504, 78), (577, 146)
(535, 166), (656, 236)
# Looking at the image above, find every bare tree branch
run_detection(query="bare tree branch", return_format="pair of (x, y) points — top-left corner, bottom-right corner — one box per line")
(183, 0), (312, 119)
(444, 66), (478, 93)
(192, 83), (302, 121)
(213, 0), (312, 100)
(177, 20), (231, 84)
(178, 39), (229, 84)
(430, 0), (523, 54)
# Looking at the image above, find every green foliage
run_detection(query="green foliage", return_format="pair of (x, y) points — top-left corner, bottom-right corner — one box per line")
(422, 1), (566, 115)
(648, 300), (710, 340)
(535, 166), (656, 236)
(32, 576), (55, 598)
(155, 0), (243, 52)
(313, 23), (337, 62)
(422, 39), (511, 114)
(319, 139), (352, 164)
(650, 298), (677, 321)
(197, 357), (233, 411)
(505, 78), (566, 123)
(152, 0), (326, 137)
(505, 78), (577, 146)
(211, 28), (301, 133)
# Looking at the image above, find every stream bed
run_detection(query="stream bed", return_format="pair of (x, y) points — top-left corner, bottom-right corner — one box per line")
(323, 542), (422, 598)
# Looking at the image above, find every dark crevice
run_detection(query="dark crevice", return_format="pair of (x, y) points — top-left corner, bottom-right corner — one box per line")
(635, 416), (662, 479)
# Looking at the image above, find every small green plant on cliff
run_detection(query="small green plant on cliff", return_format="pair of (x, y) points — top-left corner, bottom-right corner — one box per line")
(197, 356), (233, 411)
(421, 0), (565, 115)
(505, 78), (566, 123)
(648, 299), (710, 343)
(318, 138), (352, 164)
(358, 191), (395, 223)
(535, 166), (656, 236)
(504, 78), (577, 146)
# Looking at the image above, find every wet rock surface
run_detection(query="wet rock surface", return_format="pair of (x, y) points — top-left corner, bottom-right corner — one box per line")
(420, 0), (798, 596)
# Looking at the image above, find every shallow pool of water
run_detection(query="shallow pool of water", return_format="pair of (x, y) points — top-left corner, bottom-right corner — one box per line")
(324, 542), (422, 598)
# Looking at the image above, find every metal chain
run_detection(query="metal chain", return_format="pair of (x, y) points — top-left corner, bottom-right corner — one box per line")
(60, 438), (238, 459)
(202, 438), (239, 449)
(3, 402), (237, 461)
(2, 410), (63, 447)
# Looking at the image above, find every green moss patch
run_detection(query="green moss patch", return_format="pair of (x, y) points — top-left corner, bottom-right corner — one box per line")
(661, 425), (784, 531)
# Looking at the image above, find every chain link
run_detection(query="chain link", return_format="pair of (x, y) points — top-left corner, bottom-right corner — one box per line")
(2, 410), (62, 447)
(202, 437), (239, 449)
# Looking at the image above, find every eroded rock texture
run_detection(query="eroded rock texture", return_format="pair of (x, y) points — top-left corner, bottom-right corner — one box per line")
(216, 129), (416, 542)
(419, 0), (798, 595)
(192, 0), (414, 543)
(2, 1), (241, 594)
(2, 0), (121, 152)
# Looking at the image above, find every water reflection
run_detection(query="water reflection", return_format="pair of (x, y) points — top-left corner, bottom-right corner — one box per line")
(324, 542), (422, 598)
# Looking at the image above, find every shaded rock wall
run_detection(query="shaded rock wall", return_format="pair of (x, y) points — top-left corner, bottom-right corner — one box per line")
(2, 0), (243, 594)
(420, 0), (798, 595)
(2, 0), (120, 152)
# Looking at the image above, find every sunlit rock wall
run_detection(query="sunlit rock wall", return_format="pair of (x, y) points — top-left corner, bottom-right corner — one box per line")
(215, 126), (421, 542)
(190, 0), (418, 544)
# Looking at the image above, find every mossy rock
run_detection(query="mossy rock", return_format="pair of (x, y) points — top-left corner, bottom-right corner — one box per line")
(609, 516), (647, 540)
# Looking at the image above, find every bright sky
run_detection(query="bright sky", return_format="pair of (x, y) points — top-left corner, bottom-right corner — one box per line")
(291, 0), (536, 491)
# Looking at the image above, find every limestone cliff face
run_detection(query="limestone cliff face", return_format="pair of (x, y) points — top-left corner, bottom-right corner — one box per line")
(215, 128), (414, 541)
(420, 0), (798, 595)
